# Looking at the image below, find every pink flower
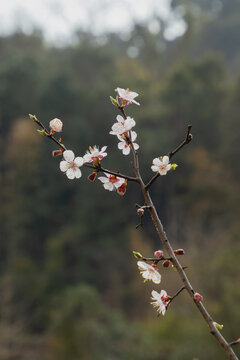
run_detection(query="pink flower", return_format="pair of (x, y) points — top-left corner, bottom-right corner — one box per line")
(110, 115), (136, 136)
(151, 156), (172, 176)
(98, 173), (125, 192)
(194, 292), (203, 302)
(116, 87), (140, 106)
(49, 118), (63, 132)
(151, 290), (170, 315)
(117, 131), (139, 155)
(60, 150), (84, 179)
(137, 261), (161, 284)
(83, 146), (107, 164)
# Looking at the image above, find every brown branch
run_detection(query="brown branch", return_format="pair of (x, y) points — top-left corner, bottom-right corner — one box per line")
(99, 166), (138, 182)
(141, 257), (172, 262)
(145, 125), (193, 190)
(167, 286), (185, 309)
(230, 339), (240, 347)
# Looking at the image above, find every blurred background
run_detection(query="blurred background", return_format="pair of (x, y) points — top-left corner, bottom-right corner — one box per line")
(0, 0), (240, 359)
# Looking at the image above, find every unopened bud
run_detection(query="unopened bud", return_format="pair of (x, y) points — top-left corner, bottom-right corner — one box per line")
(52, 149), (63, 157)
(132, 251), (143, 259)
(29, 113), (37, 121)
(49, 118), (63, 133)
(88, 171), (97, 182)
(194, 292), (203, 302)
(163, 260), (170, 268)
(117, 181), (127, 196)
(213, 322), (224, 330)
(137, 208), (144, 216)
(174, 249), (185, 256)
(154, 250), (164, 258)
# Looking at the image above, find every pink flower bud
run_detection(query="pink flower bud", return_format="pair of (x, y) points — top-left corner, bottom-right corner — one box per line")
(154, 250), (164, 258)
(174, 249), (185, 256)
(52, 149), (63, 157)
(137, 208), (144, 216)
(49, 118), (63, 133)
(117, 181), (127, 196)
(163, 260), (170, 268)
(194, 292), (203, 302)
(88, 171), (97, 182)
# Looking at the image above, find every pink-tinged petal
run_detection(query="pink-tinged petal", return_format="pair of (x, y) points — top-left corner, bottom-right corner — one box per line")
(83, 154), (91, 163)
(74, 157), (84, 167)
(116, 88), (125, 98)
(133, 143), (139, 150)
(60, 161), (70, 172)
(104, 182), (114, 191)
(159, 169), (168, 176)
(63, 150), (75, 163)
(152, 272), (161, 284)
(131, 131), (137, 142)
(101, 152), (107, 158)
(66, 168), (75, 179)
(123, 146), (131, 155)
(114, 179), (124, 189)
(151, 165), (159, 172)
(98, 176), (109, 184)
(74, 168), (82, 179)
(166, 164), (172, 171)
(160, 290), (167, 298)
(151, 290), (162, 301)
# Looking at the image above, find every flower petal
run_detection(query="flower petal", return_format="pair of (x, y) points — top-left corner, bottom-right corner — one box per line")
(118, 141), (125, 150)
(162, 156), (169, 164)
(98, 176), (109, 184)
(74, 157), (84, 167)
(122, 146), (131, 155)
(63, 150), (75, 163)
(60, 160), (70, 172)
(133, 143), (139, 150)
(74, 168), (82, 179)
(104, 182), (114, 191)
(151, 272), (161, 284)
(66, 168), (75, 179)
(153, 158), (161, 166)
(151, 165), (159, 172)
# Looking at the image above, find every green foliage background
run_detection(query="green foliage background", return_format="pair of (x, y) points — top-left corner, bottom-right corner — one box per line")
(0, 1), (240, 359)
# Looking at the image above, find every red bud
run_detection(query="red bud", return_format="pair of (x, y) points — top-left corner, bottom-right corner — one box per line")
(163, 260), (170, 268)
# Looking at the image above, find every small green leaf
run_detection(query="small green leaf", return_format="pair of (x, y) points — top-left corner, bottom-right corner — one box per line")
(110, 96), (119, 107)
(37, 129), (47, 136)
(171, 164), (178, 171)
(213, 322), (224, 330)
(29, 114), (36, 121)
(132, 251), (143, 259)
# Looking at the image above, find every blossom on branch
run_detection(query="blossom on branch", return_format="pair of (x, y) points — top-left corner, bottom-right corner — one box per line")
(116, 87), (140, 106)
(49, 118), (63, 133)
(151, 290), (170, 315)
(98, 173), (125, 192)
(137, 261), (161, 284)
(83, 145), (107, 164)
(117, 131), (139, 155)
(151, 156), (172, 176)
(60, 150), (84, 179)
(110, 115), (136, 136)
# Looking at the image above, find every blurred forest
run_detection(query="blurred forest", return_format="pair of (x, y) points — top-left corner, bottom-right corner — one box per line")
(0, 0), (240, 359)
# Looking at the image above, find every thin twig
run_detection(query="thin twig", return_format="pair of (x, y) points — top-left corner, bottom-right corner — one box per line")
(167, 286), (185, 309)
(142, 257), (172, 262)
(145, 125), (193, 190)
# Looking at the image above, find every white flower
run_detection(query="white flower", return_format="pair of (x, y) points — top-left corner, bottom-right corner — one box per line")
(49, 118), (63, 132)
(60, 150), (84, 179)
(98, 173), (124, 191)
(151, 156), (172, 176)
(137, 261), (161, 284)
(117, 87), (140, 106)
(110, 115), (136, 136)
(117, 131), (139, 155)
(151, 290), (170, 316)
(83, 146), (107, 163)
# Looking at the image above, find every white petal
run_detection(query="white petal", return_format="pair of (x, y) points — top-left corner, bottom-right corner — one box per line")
(114, 179), (124, 188)
(116, 88), (125, 98)
(137, 261), (149, 270)
(131, 131), (137, 142)
(123, 146), (131, 155)
(101, 146), (107, 152)
(60, 161), (70, 172)
(142, 271), (151, 280)
(153, 158), (161, 166)
(63, 150), (75, 162)
(74, 157), (84, 167)
(151, 290), (161, 300)
(159, 169), (167, 176)
(160, 290), (167, 298)
(118, 141), (125, 150)
(104, 182), (114, 191)
(166, 164), (172, 172)
(151, 165), (159, 172)
(83, 154), (91, 163)
(162, 156), (169, 164)
(151, 272), (161, 284)
(66, 168), (75, 179)
(116, 114), (124, 123)
(133, 143), (139, 150)
(98, 176), (109, 184)
(132, 99), (140, 106)
(74, 168), (82, 179)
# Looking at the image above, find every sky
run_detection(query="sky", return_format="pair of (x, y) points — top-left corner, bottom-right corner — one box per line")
(0, 0), (186, 45)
